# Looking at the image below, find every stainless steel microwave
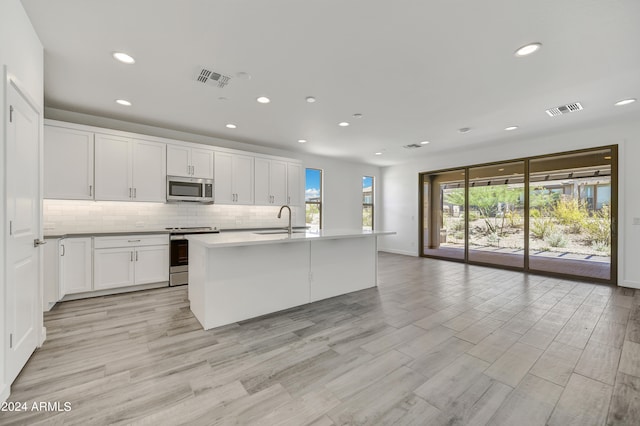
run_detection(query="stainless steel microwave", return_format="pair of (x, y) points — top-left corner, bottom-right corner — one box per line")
(166, 176), (214, 203)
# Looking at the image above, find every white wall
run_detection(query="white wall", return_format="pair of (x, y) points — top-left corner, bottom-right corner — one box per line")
(44, 109), (382, 232)
(0, 0), (43, 403)
(379, 116), (640, 288)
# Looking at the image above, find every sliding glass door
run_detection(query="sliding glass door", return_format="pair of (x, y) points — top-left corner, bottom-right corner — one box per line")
(422, 169), (466, 260)
(528, 148), (614, 280)
(419, 146), (617, 283)
(467, 162), (525, 268)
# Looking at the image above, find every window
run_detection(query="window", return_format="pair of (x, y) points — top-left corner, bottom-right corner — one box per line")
(305, 168), (322, 230)
(363, 176), (374, 230)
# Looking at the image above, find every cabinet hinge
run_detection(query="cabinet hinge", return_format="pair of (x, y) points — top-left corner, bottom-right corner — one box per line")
(9, 105), (14, 123)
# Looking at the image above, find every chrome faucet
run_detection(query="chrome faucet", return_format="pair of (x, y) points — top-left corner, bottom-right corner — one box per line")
(277, 205), (292, 234)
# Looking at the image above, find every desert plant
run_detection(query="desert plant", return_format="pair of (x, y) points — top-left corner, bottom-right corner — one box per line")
(531, 216), (555, 239)
(545, 231), (568, 248)
(583, 204), (611, 246)
(505, 210), (523, 228)
(553, 197), (588, 233)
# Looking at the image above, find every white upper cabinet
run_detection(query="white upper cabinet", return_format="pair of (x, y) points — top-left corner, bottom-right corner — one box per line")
(287, 162), (303, 206)
(44, 126), (94, 200)
(132, 139), (167, 202)
(214, 152), (254, 204)
(95, 134), (132, 201)
(255, 158), (287, 205)
(167, 144), (214, 179)
(95, 134), (166, 202)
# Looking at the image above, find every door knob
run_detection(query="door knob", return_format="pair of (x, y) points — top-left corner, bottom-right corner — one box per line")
(33, 239), (47, 247)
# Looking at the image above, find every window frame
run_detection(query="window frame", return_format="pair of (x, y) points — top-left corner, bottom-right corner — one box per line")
(305, 168), (323, 230)
(362, 176), (374, 230)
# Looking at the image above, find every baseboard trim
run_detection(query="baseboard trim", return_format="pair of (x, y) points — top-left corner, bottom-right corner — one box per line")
(40, 326), (47, 347)
(60, 282), (168, 302)
(378, 249), (418, 257)
(0, 383), (9, 403)
(620, 279), (640, 289)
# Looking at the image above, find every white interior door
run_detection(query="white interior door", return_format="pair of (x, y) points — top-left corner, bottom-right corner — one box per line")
(5, 79), (41, 385)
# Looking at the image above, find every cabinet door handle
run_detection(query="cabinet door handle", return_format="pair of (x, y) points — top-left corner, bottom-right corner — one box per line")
(135, 251), (139, 261)
(60, 244), (65, 256)
(89, 185), (93, 197)
(128, 239), (141, 243)
(130, 251), (133, 262)
(133, 187), (137, 198)
(129, 188), (132, 198)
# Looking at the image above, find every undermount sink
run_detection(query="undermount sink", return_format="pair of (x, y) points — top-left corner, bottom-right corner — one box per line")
(253, 230), (307, 235)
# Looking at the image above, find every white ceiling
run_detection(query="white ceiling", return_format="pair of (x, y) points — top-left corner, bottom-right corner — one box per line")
(21, 0), (640, 166)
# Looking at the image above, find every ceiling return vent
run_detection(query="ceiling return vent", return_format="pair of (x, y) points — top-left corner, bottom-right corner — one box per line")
(195, 67), (231, 88)
(403, 143), (422, 149)
(545, 102), (583, 117)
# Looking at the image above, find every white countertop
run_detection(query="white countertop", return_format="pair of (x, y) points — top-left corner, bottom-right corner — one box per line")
(186, 229), (395, 248)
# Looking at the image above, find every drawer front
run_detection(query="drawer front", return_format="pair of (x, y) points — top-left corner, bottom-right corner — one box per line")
(94, 234), (168, 249)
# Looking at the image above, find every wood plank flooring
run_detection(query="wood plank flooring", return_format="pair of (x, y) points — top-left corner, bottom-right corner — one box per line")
(2, 252), (640, 425)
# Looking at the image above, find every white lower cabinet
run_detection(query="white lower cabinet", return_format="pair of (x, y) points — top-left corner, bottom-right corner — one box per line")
(59, 237), (93, 297)
(93, 247), (136, 290)
(93, 235), (169, 290)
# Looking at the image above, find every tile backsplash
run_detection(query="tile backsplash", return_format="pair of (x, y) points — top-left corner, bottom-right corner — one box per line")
(43, 200), (303, 233)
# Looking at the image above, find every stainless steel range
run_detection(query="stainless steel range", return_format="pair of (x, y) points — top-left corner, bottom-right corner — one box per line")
(167, 226), (220, 286)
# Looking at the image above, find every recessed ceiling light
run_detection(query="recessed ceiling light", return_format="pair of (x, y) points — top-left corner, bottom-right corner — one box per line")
(112, 52), (135, 64)
(115, 99), (132, 106)
(604, 156), (612, 160)
(504, 126), (519, 131)
(305, 96), (316, 103)
(339, 122), (350, 127)
(614, 98), (636, 106)
(420, 141), (430, 145)
(298, 139), (307, 144)
(458, 127), (471, 133)
(225, 123), (237, 129)
(235, 72), (251, 80)
(374, 152), (382, 156)
(515, 42), (542, 57)
(353, 113), (363, 118)
(498, 168), (505, 172)
(256, 96), (271, 104)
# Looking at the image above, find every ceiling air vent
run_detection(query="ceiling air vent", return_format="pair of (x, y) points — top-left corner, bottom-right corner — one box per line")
(195, 67), (231, 88)
(403, 143), (422, 149)
(545, 102), (583, 117)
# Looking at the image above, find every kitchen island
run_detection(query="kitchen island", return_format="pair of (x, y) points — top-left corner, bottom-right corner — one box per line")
(186, 229), (394, 330)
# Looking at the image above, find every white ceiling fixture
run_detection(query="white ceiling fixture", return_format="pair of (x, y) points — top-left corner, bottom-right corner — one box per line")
(504, 126), (519, 131)
(225, 123), (237, 129)
(374, 152), (382, 155)
(112, 52), (135, 64)
(614, 98), (636, 106)
(545, 102), (583, 117)
(305, 96), (316, 103)
(514, 42), (542, 57)
(420, 140), (430, 145)
(298, 139), (307, 143)
(338, 122), (350, 127)
(235, 72), (251, 80)
(115, 99), (132, 106)
(256, 96), (271, 104)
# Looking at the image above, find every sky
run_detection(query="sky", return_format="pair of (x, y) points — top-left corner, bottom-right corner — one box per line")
(305, 168), (321, 200)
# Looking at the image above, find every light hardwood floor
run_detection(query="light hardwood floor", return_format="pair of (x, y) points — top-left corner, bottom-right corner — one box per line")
(2, 252), (639, 425)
